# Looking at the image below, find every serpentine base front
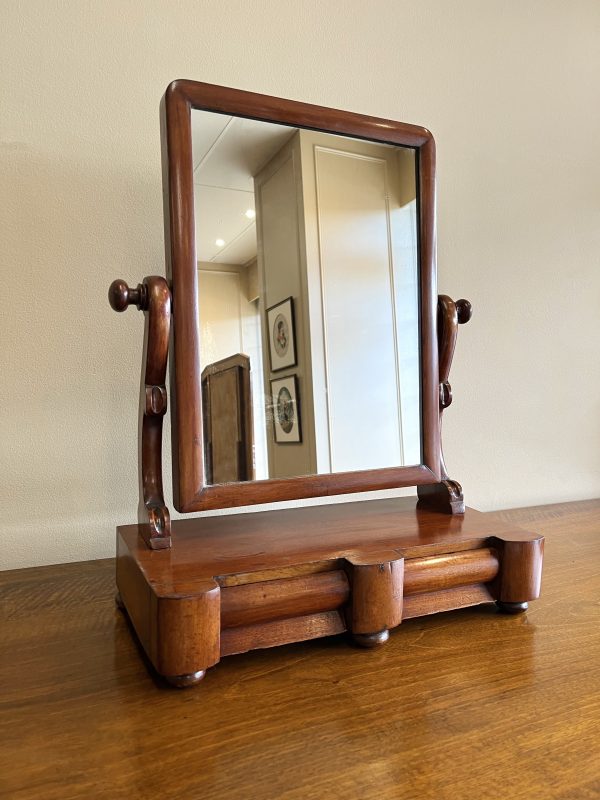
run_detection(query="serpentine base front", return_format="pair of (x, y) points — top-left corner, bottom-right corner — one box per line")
(115, 497), (543, 686)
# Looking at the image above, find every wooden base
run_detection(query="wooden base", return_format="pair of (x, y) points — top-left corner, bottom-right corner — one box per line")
(115, 497), (543, 686)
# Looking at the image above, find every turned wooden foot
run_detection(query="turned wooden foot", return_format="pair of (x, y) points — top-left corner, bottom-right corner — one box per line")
(353, 630), (390, 648)
(496, 600), (528, 614)
(165, 670), (206, 688)
(115, 592), (125, 610)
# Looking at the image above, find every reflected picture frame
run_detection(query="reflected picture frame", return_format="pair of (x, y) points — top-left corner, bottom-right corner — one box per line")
(271, 374), (301, 444)
(267, 297), (297, 372)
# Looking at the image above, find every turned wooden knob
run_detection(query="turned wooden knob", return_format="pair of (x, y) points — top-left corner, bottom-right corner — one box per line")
(108, 279), (146, 312)
(456, 298), (472, 324)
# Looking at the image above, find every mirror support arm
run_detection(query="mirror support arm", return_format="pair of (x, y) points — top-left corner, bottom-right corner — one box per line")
(417, 295), (472, 514)
(109, 277), (172, 549)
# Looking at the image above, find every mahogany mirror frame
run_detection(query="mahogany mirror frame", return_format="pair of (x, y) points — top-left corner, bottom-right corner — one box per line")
(160, 79), (441, 513)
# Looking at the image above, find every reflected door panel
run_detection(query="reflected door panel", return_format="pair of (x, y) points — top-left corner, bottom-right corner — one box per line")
(314, 147), (404, 472)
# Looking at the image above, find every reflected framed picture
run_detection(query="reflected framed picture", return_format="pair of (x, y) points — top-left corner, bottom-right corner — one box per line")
(271, 374), (301, 444)
(267, 296), (297, 372)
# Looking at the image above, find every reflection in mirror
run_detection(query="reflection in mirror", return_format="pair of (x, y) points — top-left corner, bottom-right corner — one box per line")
(192, 110), (421, 485)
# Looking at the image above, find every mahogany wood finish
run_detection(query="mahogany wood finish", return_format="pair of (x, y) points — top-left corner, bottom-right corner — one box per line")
(115, 497), (543, 685)
(220, 570), (350, 628)
(109, 277), (172, 549)
(160, 80), (440, 513)
(417, 295), (472, 514)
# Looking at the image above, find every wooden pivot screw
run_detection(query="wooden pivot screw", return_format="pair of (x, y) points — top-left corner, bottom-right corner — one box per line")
(456, 298), (472, 324)
(108, 279), (148, 312)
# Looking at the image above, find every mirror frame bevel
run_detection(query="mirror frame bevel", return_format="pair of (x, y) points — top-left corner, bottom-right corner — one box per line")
(161, 79), (440, 513)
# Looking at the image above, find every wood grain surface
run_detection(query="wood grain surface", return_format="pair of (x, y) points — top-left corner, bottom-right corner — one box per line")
(1, 499), (599, 800)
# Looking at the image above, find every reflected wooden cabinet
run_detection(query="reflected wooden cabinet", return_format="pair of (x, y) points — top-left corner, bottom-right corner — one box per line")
(201, 354), (254, 484)
(109, 81), (543, 687)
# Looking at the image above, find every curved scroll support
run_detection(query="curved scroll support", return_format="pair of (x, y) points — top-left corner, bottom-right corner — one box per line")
(109, 277), (172, 549)
(417, 295), (472, 514)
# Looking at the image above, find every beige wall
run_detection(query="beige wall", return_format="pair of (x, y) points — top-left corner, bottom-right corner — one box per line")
(2, 1), (599, 569)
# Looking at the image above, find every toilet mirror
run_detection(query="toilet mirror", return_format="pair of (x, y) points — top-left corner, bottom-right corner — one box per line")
(161, 80), (439, 512)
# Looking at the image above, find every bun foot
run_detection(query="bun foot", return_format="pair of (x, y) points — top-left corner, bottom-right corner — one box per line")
(353, 630), (390, 648)
(115, 592), (125, 610)
(496, 600), (528, 614)
(165, 670), (206, 688)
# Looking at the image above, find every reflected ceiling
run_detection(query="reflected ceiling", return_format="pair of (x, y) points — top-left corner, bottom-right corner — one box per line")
(192, 113), (296, 264)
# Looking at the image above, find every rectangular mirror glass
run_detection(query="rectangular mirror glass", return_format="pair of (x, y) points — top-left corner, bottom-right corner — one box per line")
(192, 110), (421, 485)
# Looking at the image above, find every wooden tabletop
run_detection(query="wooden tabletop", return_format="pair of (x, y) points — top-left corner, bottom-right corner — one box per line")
(1, 499), (599, 799)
